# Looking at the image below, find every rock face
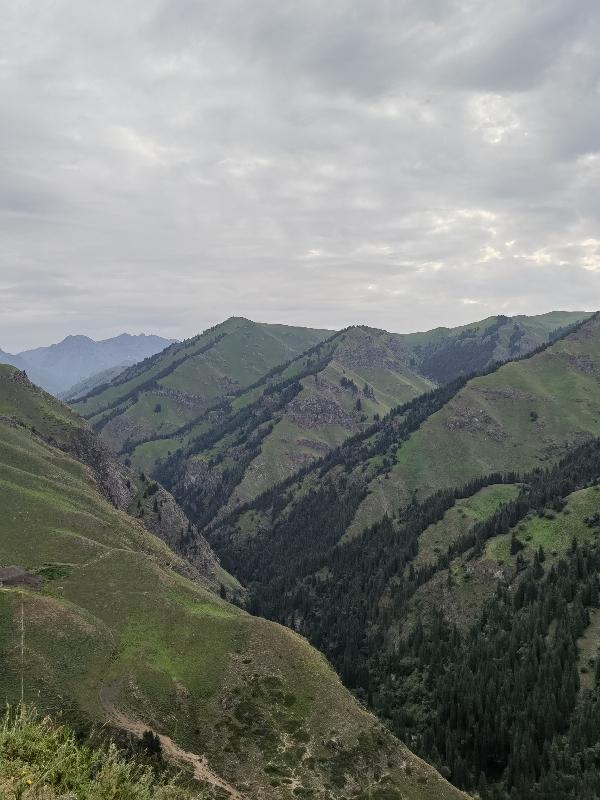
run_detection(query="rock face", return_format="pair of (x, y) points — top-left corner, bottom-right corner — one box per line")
(288, 391), (354, 430)
(444, 403), (508, 442)
(0, 566), (42, 589)
(71, 431), (225, 593)
(137, 481), (225, 594)
(336, 333), (410, 371)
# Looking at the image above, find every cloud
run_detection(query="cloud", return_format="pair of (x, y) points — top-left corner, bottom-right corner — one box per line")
(0, 0), (598, 350)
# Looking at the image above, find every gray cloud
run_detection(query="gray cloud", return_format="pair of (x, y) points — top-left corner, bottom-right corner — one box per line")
(0, 0), (599, 350)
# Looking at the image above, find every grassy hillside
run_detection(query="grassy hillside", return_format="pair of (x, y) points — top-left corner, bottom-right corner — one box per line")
(210, 431), (600, 796)
(346, 312), (600, 536)
(72, 318), (331, 448)
(401, 310), (589, 383)
(119, 324), (435, 528)
(201, 314), (600, 797)
(0, 365), (467, 800)
(68, 313), (589, 532)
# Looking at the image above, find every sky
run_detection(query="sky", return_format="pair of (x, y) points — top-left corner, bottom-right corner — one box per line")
(1, 0), (599, 351)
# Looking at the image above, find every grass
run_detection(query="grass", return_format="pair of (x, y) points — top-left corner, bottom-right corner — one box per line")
(349, 315), (600, 536)
(416, 484), (521, 566)
(0, 706), (202, 800)
(72, 320), (330, 440)
(0, 370), (467, 800)
(484, 485), (600, 563)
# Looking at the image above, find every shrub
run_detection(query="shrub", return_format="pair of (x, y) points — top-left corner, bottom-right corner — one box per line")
(0, 707), (203, 800)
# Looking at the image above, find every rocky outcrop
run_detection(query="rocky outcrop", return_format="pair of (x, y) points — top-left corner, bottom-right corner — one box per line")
(444, 404), (508, 442)
(138, 482), (224, 594)
(288, 392), (354, 430)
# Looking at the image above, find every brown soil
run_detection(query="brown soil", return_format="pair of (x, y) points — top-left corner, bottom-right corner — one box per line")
(99, 686), (246, 799)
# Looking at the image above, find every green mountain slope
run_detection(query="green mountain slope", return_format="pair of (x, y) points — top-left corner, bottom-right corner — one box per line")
(203, 313), (600, 797)
(72, 318), (331, 448)
(402, 310), (589, 383)
(0, 365), (467, 800)
(71, 312), (590, 535)
(346, 311), (600, 535)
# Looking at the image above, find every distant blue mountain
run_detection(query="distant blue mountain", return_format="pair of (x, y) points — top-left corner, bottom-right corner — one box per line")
(0, 333), (175, 396)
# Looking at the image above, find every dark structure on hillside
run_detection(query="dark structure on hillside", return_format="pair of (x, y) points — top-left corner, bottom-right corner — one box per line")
(0, 566), (42, 589)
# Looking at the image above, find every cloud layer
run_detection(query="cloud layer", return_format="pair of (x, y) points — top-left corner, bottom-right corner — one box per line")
(1, 0), (599, 349)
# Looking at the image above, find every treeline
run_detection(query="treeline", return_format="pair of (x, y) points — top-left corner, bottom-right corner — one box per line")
(156, 381), (303, 529)
(211, 437), (600, 798)
(80, 332), (228, 421)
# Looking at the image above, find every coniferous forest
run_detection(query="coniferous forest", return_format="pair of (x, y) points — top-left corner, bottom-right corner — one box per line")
(207, 434), (600, 798)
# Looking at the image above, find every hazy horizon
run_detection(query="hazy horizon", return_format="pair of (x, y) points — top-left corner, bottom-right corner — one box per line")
(1, 306), (594, 354)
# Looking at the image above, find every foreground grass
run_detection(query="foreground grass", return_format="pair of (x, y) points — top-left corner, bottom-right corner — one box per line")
(0, 707), (201, 800)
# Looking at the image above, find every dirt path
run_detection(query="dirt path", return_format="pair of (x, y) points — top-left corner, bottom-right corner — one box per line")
(99, 686), (246, 800)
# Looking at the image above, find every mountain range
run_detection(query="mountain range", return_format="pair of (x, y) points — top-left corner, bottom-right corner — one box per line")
(2, 307), (600, 799)
(0, 333), (174, 396)
(72, 311), (589, 526)
(0, 363), (465, 800)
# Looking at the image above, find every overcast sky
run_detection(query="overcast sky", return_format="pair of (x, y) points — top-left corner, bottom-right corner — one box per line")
(1, 0), (599, 350)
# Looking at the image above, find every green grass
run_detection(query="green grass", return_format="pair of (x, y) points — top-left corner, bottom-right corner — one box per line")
(349, 315), (600, 536)
(416, 484), (521, 566)
(0, 706), (206, 800)
(73, 319), (330, 440)
(485, 485), (600, 563)
(0, 369), (467, 800)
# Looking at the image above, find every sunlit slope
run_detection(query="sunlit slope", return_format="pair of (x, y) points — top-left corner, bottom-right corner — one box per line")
(0, 369), (467, 800)
(348, 313), (600, 535)
(408, 480), (600, 636)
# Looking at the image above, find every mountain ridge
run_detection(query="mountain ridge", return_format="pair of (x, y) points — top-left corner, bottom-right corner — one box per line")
(0, 362), (468, 800)
(0, 332), (175, 395)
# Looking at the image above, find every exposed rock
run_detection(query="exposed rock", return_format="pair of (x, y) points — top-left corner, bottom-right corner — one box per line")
(479, 387), (539, 402)
(288, 393), (354, 430)
(100, 413), (148, 452)
(139, 483), (223, 592)
(563, 353), (600, 376)
(444, 404), (508, 441)
(336, 337), (399, 371)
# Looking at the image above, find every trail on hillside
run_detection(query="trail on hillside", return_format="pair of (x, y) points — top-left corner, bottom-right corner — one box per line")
(99, 686), (246, 800)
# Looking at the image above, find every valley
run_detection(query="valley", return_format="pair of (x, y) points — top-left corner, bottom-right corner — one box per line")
(0, 364), (466, 799)
(1, 308), (599, 799)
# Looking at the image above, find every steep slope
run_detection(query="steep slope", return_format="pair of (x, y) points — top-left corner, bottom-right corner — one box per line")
(16, 333), (174, 395)
(0, 367), (228, 596)
(0, 365), (466, 800)
(71, 312), (590, 533)
(346, 311), (600, 535)
(401, 310), (589, 383)
(73, 318), (332, 448)
(60, 363), (137, 401)
(203, 315), (600, 796)
(145, 325), (434, 528)
(212, 314), (600, 586)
